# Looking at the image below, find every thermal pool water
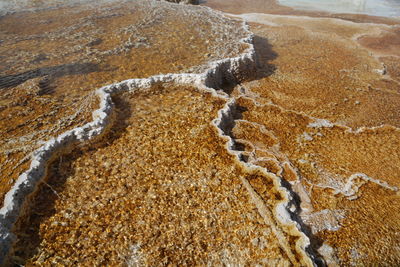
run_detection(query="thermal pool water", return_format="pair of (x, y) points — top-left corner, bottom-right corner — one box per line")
(279, 0), (400, 17)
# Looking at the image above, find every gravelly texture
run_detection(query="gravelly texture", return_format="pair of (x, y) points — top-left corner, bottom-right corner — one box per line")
(0, 0), (247, 206)
(11, 84), (309, 266)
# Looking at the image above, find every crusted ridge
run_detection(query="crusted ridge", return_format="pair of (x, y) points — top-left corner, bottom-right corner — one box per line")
(0, 15), (315, 266)
(212, 97), (317, 266)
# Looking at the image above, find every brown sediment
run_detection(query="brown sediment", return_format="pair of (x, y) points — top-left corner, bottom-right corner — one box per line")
(202, 0), (400, 25)
(235, 97), (400, 190)
(329, 13), (400, 26)
(358, 27), (400, 57)
(11, 84), (310, 266)
(203, 0), (294, 15)
(0, 0), (247, 205)
(3, 0), (400, 265)
(241, 16), (400, 129)
(225, 13), (400, 265)
(235, 93), (400, 265)
(232, 120), (279, 150)
(316, 183), (400, 265)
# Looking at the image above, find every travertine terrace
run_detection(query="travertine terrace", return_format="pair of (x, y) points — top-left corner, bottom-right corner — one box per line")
(0, 0), (246, 204)
(11, 83), (312, 265)
(1, 0), (400, 265)
(222, 10), (400, 267)
(1, 0), (314, 265)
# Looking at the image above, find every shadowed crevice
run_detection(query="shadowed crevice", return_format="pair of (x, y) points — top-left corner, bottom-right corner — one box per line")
(10, 94), (132, 265)
(5, 30), (324, 267)
(214, 35), (326, 266)
(253, 35), (278, 79)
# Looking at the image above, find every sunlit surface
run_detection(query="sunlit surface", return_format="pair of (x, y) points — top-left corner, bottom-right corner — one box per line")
(234, 13), (400, 265)
(12, 84), (309, 265)
(1, 0), (400, 266)
(278, 0), (400, 17)
(0, 0), (246, 205)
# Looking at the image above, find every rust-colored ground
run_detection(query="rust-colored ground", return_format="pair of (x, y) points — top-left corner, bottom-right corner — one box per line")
(0, 0), (247, 205)
(227, 13), (400, 265)
(2, 0), (400, 266)
(12, 84), (310, 266)
(203, 0), (400, 25)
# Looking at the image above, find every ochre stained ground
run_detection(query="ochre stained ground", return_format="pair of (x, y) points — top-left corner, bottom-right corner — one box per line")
(227, 13), (400, 265)
(0, 0), (247, 205)
(12, 84), (310, 266)
(2, 0), (400, 265)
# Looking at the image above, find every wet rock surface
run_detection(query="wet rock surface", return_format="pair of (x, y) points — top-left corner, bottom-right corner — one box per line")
(229, 12), (400, 266)
(0, 0), (247, 206)
(1, 0), (400, 266)
(11, 84), (311, 266)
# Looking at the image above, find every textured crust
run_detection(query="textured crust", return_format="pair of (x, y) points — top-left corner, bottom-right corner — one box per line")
(0, 8), (315, 266)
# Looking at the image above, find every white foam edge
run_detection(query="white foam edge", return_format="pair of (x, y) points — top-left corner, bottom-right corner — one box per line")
(0, 15), (315, 265)
(341, 172), (398, 197)
(211, 97), (315, 265)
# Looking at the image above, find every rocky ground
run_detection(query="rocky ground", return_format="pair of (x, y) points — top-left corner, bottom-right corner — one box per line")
(1, 0), (400, 266)
(0, 0), (246, 205)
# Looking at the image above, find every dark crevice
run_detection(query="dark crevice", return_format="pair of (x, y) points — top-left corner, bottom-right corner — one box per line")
(213, 36), (326, 266)
(5, 33), (326, 266)
(253, 35), (278, 79)
(217, 98), (326, 266)
(9, 94), (132, 266)
(218, 102), (247, 137)
(216, 96), (325, 265)
(281, 178), (326, 267)
(37, 76), (56, 96)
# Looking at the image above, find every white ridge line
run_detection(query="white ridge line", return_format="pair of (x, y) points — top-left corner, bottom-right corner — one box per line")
(0, 8), (315, 266)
